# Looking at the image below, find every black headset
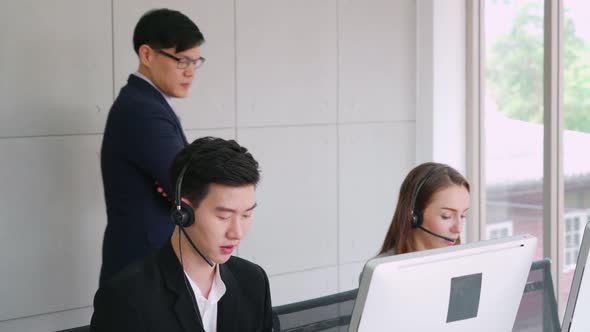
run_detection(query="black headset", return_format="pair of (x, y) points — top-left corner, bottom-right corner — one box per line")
(410, 165), (447, 228)
(169, 160), (214, 267)
(170, 163), (195, 228)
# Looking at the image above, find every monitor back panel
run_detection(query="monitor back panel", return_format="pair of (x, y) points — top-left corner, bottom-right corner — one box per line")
(350, 235), (537, 332)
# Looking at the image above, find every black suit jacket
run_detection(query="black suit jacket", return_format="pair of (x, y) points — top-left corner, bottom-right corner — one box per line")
(90, 240), (273, 332)
(100, 74), (188, 285)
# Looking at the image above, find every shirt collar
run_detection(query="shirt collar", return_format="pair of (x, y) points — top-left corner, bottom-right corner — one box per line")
(132, 71), (175, 110)
(185, 264), (227, 303)
(209, 264), (227, 303)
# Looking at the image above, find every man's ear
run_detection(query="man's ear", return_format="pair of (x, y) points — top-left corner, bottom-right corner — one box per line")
(180, 197), (194, 209)
(138, 44), (154, 68)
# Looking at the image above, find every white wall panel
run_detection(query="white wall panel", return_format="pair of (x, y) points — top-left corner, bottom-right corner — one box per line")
(0, 1), (112, 137)
(339, 123), (415, 264)
(339, 261), (364, 292)
(338, 0), (416, 123)
(237, 126), (338, 275)
(269, 266), (338, 306)
(0, 307), (91, 332)
(432, 0), (466, 171)
(0, 136), (104, 321)
(113, 0), (235, 129)
(236, 0), (338, 127)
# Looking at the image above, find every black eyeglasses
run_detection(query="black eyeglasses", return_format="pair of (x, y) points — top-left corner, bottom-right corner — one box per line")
(156, 49), (206, 69)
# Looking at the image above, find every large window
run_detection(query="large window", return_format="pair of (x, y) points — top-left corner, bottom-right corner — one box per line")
(562, 0), (590, 310)
(483, 0), (544, 261)
(476, 0), (590, 315)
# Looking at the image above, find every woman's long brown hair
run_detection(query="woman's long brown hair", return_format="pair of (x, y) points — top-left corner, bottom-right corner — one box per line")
(378, 162), (470, 255)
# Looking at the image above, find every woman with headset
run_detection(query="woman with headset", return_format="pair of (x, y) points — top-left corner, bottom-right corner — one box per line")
(378, 162), (470, 256)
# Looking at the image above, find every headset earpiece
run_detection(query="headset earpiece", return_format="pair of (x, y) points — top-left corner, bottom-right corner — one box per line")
(171, 201), (195, 228)
(170, 161), (195, 228)
(411, 210), (423, 228)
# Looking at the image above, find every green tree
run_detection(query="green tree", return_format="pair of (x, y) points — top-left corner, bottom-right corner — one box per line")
(487, 3), (590, 133)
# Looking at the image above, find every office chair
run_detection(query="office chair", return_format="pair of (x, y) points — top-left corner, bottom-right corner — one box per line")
(512, 258), (561, 332)
(55, 326), (89, 332)
(272, 289), (358, 332)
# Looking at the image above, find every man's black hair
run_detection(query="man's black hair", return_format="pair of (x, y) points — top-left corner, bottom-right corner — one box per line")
(170, 137), (260, 208)
(133, 8), (205, 55)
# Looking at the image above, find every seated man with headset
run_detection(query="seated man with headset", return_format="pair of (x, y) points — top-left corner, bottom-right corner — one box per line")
(90, 137), (273, 332)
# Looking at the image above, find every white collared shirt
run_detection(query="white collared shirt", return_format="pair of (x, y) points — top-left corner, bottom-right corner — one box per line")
(132, 71), (175, 112)
(185, 266), (226, 332)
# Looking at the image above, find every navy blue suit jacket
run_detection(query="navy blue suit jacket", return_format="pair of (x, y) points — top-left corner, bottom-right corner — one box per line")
(100, 74), (188, 285)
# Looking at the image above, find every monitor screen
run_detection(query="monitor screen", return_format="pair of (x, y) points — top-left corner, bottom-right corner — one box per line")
(349, 235), (537, 332)
(562, 222), (590, 332)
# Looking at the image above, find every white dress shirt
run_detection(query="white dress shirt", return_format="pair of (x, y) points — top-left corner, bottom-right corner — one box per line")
(185, 266), (227, 332)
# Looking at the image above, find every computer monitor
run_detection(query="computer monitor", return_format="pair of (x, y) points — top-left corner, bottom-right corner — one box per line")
(562, 221), (590, 332)
(349, 234), (537, 332)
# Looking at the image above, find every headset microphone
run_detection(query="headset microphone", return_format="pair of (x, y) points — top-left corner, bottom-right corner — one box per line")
(417, 225), (455, 242)
(171, 162), (214, 267)
(410, 165), (456, 244)
(180, 224), (214, 267)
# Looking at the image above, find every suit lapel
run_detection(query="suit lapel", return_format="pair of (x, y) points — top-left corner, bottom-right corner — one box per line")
(159, 240), (205, 332)
(217, 263), (240, 332)
(173, 291), (205, 332)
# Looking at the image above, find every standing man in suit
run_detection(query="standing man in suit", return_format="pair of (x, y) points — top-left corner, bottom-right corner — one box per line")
(99, 8), (206, 285)
(91, 137), (273, 332)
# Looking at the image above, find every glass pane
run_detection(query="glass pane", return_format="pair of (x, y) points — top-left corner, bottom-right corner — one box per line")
(484, 0), (544, 261)
(562, 0), (590, 313)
